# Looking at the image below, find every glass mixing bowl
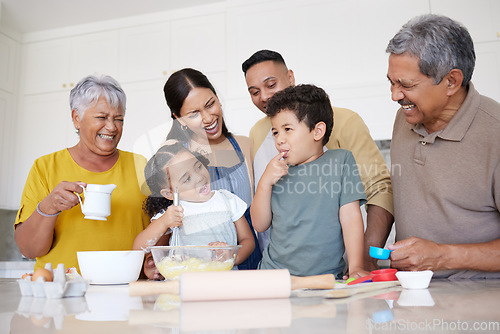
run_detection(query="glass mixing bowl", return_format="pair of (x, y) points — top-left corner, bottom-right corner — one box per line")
(150, 245), (241, 280)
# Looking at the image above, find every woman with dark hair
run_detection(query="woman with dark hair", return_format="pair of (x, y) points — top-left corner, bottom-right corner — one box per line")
(163, 68), (261, 270)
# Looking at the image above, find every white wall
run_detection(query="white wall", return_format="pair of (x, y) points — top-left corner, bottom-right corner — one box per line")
(1, 0), (499, 209)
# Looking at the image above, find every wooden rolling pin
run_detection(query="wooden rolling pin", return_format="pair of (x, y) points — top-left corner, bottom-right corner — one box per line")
(129, 269), (335, 301)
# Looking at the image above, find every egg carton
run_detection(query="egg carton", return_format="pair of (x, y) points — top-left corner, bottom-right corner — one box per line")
(17, 263), (89, 298)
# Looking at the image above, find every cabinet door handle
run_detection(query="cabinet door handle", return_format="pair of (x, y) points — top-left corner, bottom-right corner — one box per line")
(70, 83), (74, 87)
(62, 83), (67, 88)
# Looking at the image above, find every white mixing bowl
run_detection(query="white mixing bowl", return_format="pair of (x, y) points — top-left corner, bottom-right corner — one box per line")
(77, 250), (144, 284)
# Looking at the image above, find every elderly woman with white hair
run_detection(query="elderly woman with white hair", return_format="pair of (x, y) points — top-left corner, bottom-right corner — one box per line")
(14, 74), (150, 274)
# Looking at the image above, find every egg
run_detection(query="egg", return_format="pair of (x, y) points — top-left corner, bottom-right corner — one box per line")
(31, 268), (53, 282)
(30, 314), (51, 327)
(21, 273), (32, 280)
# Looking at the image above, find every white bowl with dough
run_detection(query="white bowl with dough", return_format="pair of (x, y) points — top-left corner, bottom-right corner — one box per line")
(77, 250), (144, 284)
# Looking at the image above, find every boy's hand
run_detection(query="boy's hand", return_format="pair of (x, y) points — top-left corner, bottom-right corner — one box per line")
(261, 152), (289, 187)
(156, 204), (183, 231)
(343, 267), (370, 280)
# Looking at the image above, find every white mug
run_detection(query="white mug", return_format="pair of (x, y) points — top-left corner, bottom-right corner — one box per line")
(77, 184), (117, 221)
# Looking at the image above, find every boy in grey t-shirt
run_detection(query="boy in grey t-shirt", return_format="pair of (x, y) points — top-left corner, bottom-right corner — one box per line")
(250, 84), (368, 279)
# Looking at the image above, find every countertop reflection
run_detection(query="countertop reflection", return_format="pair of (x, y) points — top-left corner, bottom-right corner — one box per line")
(3, 278), (500, 333)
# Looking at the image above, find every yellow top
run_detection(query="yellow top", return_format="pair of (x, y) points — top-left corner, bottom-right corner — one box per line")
(249, 107), (393, 214)
(14, 149), (150, 272)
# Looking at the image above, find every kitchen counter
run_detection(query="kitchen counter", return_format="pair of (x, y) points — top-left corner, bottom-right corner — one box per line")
(2, 278), (500, 333)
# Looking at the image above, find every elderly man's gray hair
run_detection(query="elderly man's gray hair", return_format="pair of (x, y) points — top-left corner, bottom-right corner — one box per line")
(386, 14), (475, 86)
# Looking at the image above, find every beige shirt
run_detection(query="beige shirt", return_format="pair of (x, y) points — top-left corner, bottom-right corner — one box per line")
(391, 83), (500, 278)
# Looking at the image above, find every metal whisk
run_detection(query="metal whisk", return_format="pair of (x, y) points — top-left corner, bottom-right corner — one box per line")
(169, 187), (181, 258)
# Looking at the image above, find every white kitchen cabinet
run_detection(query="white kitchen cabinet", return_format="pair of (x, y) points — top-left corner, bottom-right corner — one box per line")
(119, 79), (173, 159)
(21, 30), (119, 95)
(71, 31), (120, 84)
(226, 0), (429, 140)
(473, 41), (500, 103)
(12, 92), (77, 206)
(170, 13), (226, 74)
(226, 0), (295, 100)
(289, 0), (430, 141)
(21, 38), (71, 95)
(0, 33), (18, 93)
(293, 0), (429, 86)
(119, 22), (171, 84)
(430, 0), (500, 43)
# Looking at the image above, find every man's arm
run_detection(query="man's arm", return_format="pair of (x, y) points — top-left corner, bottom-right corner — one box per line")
(389, 237), (500, 272)
(328, 108), (394, 215)
(363, 205), (394, 270)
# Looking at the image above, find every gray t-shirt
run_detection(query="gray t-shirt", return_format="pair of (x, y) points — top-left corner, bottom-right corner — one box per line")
(259, 149), (367, 278)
